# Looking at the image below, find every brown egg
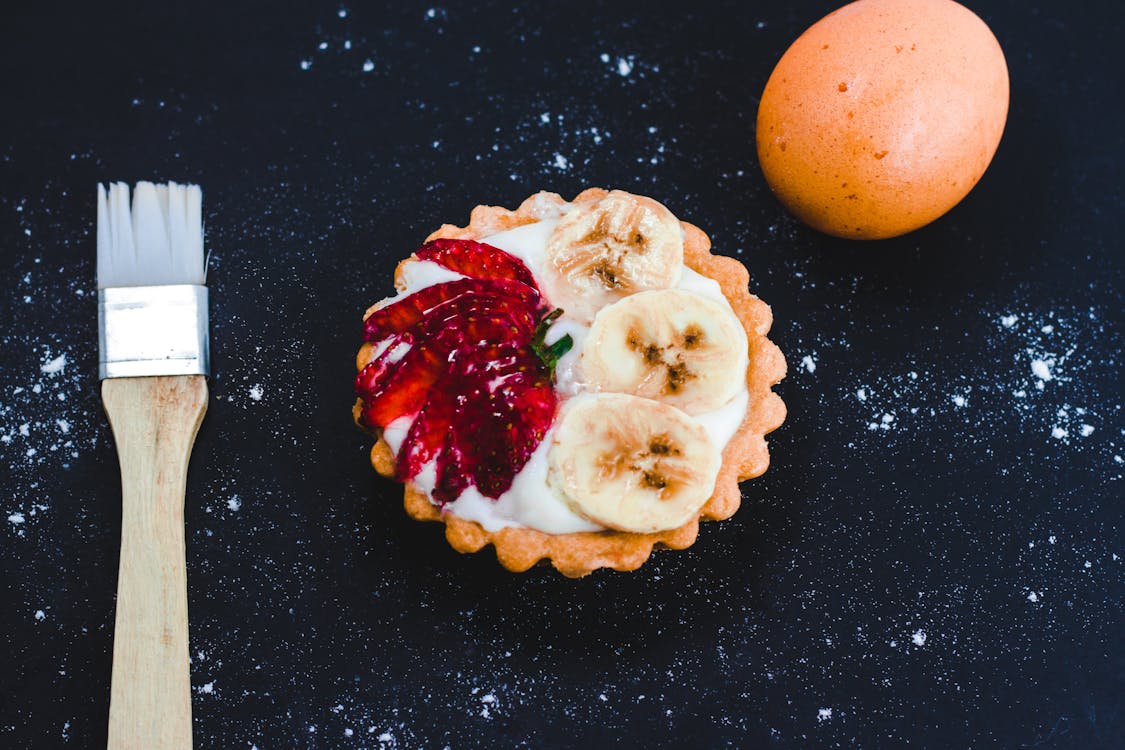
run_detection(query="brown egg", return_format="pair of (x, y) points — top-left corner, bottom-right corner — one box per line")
(756, 0), (1009, 239)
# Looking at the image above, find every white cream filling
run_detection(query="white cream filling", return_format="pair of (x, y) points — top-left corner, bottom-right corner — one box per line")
(376, 216), (750, 534)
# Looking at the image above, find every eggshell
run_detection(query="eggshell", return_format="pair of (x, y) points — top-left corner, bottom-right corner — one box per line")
(756, 0), (1009, 239)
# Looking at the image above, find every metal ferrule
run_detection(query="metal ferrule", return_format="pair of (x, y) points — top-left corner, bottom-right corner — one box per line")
(98, 285), (210, 379)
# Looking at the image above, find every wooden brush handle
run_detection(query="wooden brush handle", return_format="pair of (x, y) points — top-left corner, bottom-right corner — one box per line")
(103, 375), (208, 750)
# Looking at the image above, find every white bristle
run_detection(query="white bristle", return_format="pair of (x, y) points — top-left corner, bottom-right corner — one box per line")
(96, 181), (205, 289)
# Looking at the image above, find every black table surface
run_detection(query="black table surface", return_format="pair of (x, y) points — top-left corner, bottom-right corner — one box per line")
(2, 1), (1122, 748)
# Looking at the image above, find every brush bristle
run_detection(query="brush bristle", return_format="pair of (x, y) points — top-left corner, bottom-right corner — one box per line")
(96, 181), (205, 289)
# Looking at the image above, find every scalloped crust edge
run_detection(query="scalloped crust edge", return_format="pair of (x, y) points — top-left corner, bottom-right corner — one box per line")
(354, 189), (787, 577)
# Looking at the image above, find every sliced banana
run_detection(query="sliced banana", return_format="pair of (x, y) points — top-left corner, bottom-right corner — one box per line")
(542, 190), (684, 322)
(546, 393), (720, 533)
(580, 289), (748, 415)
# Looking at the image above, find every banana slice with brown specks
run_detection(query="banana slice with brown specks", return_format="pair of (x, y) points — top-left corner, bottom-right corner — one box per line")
(580, 289), (748, 415)
(546, 393), (720, 533)
(542, 190), (684, 322)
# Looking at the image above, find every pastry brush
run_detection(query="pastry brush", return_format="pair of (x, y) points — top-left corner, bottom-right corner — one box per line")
(97, 181), (209, 749)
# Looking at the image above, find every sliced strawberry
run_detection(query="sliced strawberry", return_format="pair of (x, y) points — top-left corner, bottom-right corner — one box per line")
(355, 356), (392, 399)
(357, 264), (564, 504)
(363, 277), (538, 343)
(360, 333), (461, 427)
(442, 346), (557, 499)
(416, 238), (538, 289)
(361, 298), (534, 405)
(395, 367), (458, 481)
(410, 293), (538, 344)
(433, 437), (470, 506)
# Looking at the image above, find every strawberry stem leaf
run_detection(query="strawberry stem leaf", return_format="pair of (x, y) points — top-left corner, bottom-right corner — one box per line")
(532, 308), (573, 375)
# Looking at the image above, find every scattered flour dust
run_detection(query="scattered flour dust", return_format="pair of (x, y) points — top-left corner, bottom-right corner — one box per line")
(817, 707), (833, 722)
(911, 630), (927, 646)
(248, 384), (263, 401)
(3, 342), (95, 537)
(837, 307), (1119, 473)
(40, 354), (66, 374)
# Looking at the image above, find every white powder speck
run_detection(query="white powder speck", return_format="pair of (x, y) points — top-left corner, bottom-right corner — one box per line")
(481, 693), (495, 703)
(911, 630), (927, 646)
(344, 728), (354, 738)
(1031, 359), (1053, 381)
(1001, 314), (1018, 328)
(1048, 535), (1057, 544)
(362, 59), (375, 73)
(856, 388), (866, 401)
(56, 419), (70, 434)
(299, 59), (313, 71)
(616, 56), (634, 76)
(338, 8), (348, 18)
(1042, 324), (1054, 333)
(34, 609), (45, 620)
(227, 496), (242, 512)
(599, 52), (610, 63)
(248, 385), (263, 401)
(952, 395), (966, 408)
(9, 513), (25, 524)
(201, 682), (214, 694)
(1084, 560), (1092, 569)
(1080, 424), (1095, 437)
(598, 693), (608, 701)
(1027, 591), (1039, 602)
(800, 354), (816, 373)
(817, 707), (833, 722)
(41, 354), (66, 375)
(19, 423), (30, 437)
(378, 732), (393, 742)
(552, 153), (571, 171)
(1050, 426), (1068, 440)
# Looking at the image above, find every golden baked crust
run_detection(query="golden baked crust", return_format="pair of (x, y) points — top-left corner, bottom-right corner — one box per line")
(354, 189), (786, 577)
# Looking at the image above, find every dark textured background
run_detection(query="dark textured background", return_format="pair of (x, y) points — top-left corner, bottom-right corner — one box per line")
(2, 1), (1122, 747)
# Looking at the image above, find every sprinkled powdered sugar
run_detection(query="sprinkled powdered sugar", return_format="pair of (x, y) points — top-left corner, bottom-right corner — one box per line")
(792, 305), (1120, 472)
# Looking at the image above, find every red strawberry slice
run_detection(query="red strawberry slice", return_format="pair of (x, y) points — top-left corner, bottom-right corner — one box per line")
(396, 362), (460, 481)
(410, 293), (538, 345)
(359, 310), (541, 428)
(440, 346), (557, 499)
(433, 437), (470, 506)
(359, 297), (536, 402)
(360, 332), (460, 427)
(355, 356), (393, 398)
(357, 242), (568, 505)
(416, 238), (538, 289)
(363, 277), (539, 343)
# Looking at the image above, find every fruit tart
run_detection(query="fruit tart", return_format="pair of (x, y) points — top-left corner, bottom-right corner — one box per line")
(353, 189), (786, 577)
